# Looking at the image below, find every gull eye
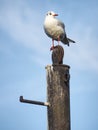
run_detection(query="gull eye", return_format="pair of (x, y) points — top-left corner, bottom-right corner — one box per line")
(47, 12), (52, 16)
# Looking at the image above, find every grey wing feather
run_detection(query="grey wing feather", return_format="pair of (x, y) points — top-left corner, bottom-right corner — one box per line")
(57, 20), (65, 29)
(57, 19), (76, 46)
(61, 35), (69, 46)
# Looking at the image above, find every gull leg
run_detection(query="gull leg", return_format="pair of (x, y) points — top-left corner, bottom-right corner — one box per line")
(52, 39), (54, 47)
(50, 39), (54, 51)
(58, 36), (60, 45)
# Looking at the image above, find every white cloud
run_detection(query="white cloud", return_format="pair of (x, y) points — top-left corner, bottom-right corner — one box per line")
(0, 0), (51, 63)
(0, 1), (47, 51)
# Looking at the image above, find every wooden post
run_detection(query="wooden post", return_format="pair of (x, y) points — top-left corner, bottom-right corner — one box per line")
(46, 64), (71, 130)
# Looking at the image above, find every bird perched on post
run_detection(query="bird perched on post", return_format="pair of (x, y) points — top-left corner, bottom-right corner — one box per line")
(44, 11), (75, 50)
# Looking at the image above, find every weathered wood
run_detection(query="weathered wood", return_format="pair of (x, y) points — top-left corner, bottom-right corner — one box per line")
(46, 64), (71, 130)
(52, 45), (64, 64)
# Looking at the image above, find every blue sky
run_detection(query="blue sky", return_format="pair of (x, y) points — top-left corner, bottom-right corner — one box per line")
(0, 0), (98, 130)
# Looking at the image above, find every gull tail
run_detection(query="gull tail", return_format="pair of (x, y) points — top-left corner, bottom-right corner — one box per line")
(61, 36), (75, 46)
(67, 38), (75, 43)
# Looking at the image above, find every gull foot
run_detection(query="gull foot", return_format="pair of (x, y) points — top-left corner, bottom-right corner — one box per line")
(50, 46), (55, 51)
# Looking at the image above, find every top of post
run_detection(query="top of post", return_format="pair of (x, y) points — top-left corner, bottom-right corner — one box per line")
(48, 45), (70, 69)
(51, 45), (64, 65)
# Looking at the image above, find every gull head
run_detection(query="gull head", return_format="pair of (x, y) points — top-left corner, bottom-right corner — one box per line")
(46, 11), (58, 17)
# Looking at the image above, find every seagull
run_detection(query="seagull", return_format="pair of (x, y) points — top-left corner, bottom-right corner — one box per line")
(44, 11), (75, 50)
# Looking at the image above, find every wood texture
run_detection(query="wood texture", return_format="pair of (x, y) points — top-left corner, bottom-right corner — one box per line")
(52, 45), (64, 64)
(46, 64), (71, 130)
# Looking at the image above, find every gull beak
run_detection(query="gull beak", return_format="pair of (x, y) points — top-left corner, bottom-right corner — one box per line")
(53, 13), (58, 16)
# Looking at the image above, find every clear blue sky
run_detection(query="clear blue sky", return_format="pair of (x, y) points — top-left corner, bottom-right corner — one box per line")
(0, 0), (98, 130)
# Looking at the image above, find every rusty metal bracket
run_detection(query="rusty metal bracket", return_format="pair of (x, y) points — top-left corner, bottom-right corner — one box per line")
(19, 96), (50, 106)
